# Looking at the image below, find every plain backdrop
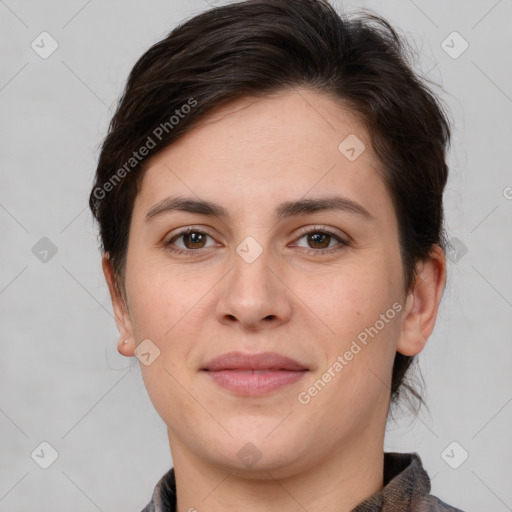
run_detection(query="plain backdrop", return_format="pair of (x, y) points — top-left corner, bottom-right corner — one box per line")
(1, 0), (511, 511)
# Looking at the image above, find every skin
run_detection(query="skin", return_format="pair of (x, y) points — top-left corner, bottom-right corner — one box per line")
(103, 87), (446, 512)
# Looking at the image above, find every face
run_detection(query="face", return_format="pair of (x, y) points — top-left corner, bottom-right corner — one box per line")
(105, 87), (444, 478)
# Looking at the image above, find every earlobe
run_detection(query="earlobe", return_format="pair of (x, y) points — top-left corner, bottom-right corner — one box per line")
(396, 245), (446, 357)
(117, 337), (135, 357)
(102, 254), (135, 357)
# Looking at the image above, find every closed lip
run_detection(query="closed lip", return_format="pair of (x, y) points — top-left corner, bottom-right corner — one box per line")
(200, 351), (309, 372)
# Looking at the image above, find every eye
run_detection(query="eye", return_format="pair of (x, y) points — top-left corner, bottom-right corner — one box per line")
(293, 227), (350, 256)
(164, 225), (350, 257)
(165, 227), (218, 256)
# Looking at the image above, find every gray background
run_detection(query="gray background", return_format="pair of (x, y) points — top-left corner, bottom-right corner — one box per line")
(1, 0), (511, 510)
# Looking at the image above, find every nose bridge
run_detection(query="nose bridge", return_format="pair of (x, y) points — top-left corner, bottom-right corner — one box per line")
(231, 238), (276, 308)
(216, 234), (292, 327)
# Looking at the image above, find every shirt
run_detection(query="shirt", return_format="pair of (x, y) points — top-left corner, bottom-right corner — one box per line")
(140, 452), (466, 512)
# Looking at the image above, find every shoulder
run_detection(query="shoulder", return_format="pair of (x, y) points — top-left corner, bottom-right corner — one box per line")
(139, 467), (176, 512)
(419, 494), (467, 511)
(377, 452), (467, 512)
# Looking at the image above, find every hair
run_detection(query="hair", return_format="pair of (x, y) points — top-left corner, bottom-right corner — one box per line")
(89, 0), (451, 411)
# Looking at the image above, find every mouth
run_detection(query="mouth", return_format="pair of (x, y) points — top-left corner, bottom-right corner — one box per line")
(200, 351), (309, 396)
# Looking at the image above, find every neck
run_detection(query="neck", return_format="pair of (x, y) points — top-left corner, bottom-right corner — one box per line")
(169, 430), (384, 512)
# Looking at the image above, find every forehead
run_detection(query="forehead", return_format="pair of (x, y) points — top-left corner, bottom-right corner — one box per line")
(133, 88), (393, 223)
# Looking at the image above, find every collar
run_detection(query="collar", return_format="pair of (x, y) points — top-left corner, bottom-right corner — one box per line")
(142, 452), (459, 512)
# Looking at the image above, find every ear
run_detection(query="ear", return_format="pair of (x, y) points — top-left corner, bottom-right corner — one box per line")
(102, 253), (135, 357)
(396, 244), (446, 356)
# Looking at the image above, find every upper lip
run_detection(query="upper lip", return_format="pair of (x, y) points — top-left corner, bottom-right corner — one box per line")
(201, 351), (309, 371)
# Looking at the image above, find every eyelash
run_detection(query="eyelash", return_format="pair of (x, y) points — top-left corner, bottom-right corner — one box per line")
(164, 225), (350, 257)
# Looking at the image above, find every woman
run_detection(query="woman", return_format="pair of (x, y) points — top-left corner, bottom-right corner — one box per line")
(89, 0), (464, 510)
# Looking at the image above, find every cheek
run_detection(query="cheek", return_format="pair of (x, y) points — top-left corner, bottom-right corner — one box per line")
(296, 257), (401, 341)
(298, 284), (402, 435)
(124, 257), (219, 383)
(125, 255), (199, 339)
(296, 257), (403, 400)
(125, 265), (205, 425)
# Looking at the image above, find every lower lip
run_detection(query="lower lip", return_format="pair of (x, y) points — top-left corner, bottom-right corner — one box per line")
(203, 369), (308, 395)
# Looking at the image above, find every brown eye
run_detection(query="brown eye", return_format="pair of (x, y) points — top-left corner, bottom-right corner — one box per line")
(181, 231), (207, 249)
(166, 228), (217, 255)
(306, 232), (332, 249)
(293, 227), (350, 256)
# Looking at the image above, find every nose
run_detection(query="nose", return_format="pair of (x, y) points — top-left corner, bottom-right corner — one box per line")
(215, 245), (293, 332)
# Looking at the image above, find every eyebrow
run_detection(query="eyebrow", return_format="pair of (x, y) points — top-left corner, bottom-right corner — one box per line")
(145, 195), (373, 223)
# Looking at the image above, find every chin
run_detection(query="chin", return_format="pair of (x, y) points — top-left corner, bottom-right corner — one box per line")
(199, 424), (310, 477)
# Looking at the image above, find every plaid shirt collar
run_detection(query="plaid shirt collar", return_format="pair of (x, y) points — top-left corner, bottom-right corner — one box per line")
(141, 452), (464, 512)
